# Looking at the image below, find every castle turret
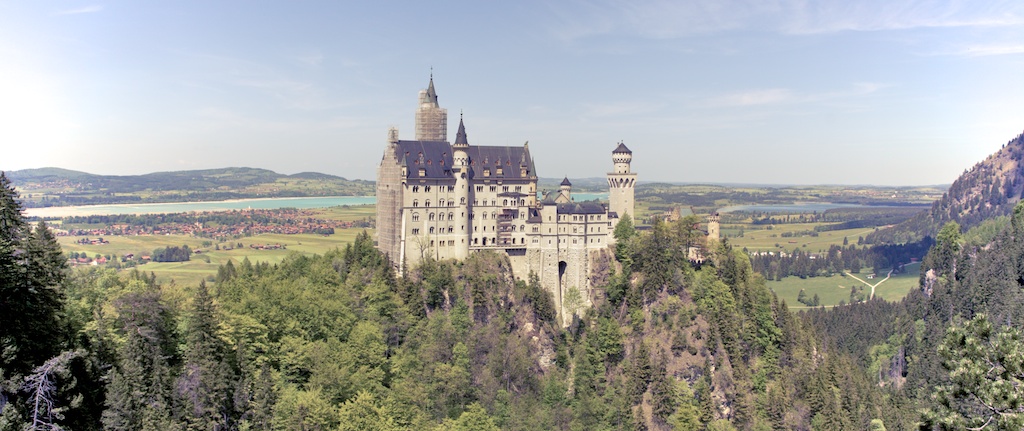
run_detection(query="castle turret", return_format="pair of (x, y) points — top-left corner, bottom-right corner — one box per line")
(560, 177), (572, 201)
(415, 75), (447, 141)
(707, 212), (720, 242)
(452, 116), (471, 259)
(607, 142), (637, 219)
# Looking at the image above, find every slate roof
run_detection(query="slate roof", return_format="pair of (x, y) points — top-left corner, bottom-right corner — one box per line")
(466, 145), (535, 180)
(395, 140), (454, 180)
(556, 201), (606, 215)
(561, 177), (572, 186)
(393, 139), (535, 181)
(613, 142), (632, 154)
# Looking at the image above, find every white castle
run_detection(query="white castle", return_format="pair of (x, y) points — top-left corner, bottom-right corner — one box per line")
(376, 77), (636, 323)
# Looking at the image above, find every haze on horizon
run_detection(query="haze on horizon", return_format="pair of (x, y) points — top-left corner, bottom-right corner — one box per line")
(1, 1), (1023, 186)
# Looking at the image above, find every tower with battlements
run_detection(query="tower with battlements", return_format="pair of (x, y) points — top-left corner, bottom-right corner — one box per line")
(607, 142), (636, 220)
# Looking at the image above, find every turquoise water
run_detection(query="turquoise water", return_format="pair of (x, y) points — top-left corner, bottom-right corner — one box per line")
(25, 196), (376, 218)
(719, 203), (910, 213)
(25, 192), (610, 218)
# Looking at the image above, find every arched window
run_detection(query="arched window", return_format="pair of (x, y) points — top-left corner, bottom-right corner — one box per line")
(448, 226), (454, 233)
(412, 213), (420, 222)
(429, 227), (435, 234)
(448, 212), (454, 221)
(412, 199), (419, 207)
(425, 200), (431, 207)
(460, 197), (466, 205)
(429, 213), (435, 221)
(503, 199), (508, 206)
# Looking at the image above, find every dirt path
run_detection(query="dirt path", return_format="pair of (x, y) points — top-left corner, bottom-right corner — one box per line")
(844, 269), (893, 300)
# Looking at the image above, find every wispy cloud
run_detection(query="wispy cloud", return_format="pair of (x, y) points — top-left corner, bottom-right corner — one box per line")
(711, 83), (887, 107)
(57, 5), (103, 15)
(935, 44), (1024, 57)
(545, 0), (1023, 42)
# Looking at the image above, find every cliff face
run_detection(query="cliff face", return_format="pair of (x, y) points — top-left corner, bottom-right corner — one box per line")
(868, 131), (1024, 244)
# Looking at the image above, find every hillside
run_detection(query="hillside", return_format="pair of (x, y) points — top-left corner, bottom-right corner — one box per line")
(867, 131), (1024, 244)
(6, 166), (374, 207)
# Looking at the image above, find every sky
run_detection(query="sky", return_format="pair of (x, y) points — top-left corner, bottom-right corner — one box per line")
(1, 1), (1023, 186)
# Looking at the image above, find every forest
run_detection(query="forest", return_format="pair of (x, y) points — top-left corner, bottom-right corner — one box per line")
(2, 160), (1022, 430)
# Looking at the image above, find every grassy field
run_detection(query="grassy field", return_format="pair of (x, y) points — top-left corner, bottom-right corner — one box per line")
(58, 205), (376, 287)
(769, 262), (921, 310)
(726, 224), (878, 254)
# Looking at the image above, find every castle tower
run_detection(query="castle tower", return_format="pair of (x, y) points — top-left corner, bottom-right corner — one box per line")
(451, 116), (471, 259)
(707, 212), (720, 241)
(415, 75), (447, 141)
(607, 142), (636, 219)
(560, 177), (572, 201)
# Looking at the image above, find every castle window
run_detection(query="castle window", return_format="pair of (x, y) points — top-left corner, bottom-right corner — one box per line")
(418, 169), (425, 176)
(483, 169), (490, 177)
(474, 199), (478, 205)
(474, 238), (478, 244)
(429, 213), (435, 221)
(521, 225), (525, 231)
(448, 200), (454, 207)
(519, 200), (525, 206)
(425, 200), (431, 207)
(491, 200), (496, 206)
(448, 240), (454, 246)
(448, 212), (454, 220)
(413, 200), (419, 207)
(431, 240), (435, 246)
(460, 197), (466, 205)
(503, 186), (509, 192)
(425, 186), (431, 192)
(412, 186), (419, 192)
(448, 226), (454, 233)
(503, 199), (508, 206)
(412, 228), (420, 235)
(496, 168), (503, 176)
(515, 186), (521, 192)
(489, 186), (497, 192)
(476, 185), (483, 192)
(412, 213), (420, 222)
(429, 227), (435, 234)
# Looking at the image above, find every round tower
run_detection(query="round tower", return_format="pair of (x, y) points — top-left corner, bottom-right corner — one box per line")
(560, 177), (572, 201)
(707, 212), (720, 242)
(451, 116), (471, 259)
(607, 142), (637, 219)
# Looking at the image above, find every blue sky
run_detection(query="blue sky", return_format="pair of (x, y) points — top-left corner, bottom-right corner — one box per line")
(1, 1), (1022, 185)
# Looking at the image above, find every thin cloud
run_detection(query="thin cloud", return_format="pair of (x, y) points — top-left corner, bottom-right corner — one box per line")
(546, 0), (1023, 42)
(57, 5), (104, 15)
(712, 83), (886, 107)
(937, 44), (1024, 57)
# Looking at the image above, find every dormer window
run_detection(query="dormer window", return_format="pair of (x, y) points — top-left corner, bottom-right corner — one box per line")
(418, 168), (425, 176)
(483, 169), (490, 177)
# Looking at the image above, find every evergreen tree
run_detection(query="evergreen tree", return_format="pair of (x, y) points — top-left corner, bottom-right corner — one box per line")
(176, 282), (234, 431)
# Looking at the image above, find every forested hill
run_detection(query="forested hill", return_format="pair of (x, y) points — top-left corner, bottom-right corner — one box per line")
(7, 167), (374, 207)
(867, 131), (1024, 244)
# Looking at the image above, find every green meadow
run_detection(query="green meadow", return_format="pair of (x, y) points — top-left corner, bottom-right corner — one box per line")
(58, 205), (376, 287)
(769, 262), (921, 310)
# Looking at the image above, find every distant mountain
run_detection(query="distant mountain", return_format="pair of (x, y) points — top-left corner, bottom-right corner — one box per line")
(867, 131), (1024, 244)
(5, 167), (374, 208)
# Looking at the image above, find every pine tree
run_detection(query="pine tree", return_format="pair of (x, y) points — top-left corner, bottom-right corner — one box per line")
(176, 281), (234, 431)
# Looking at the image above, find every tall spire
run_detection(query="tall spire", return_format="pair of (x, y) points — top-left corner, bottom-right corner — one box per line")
(425, 73), (438, 105)
(454, 113), (469, 148)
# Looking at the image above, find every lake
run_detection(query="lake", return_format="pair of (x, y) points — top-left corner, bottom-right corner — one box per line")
(719, 202), (922, 213)
(25, 192), (610, 218)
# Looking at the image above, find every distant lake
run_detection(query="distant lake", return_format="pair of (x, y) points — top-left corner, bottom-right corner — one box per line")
(719, 203), (919, 213)
(25, 196), (376, 218)
(25, 192), (610, 218)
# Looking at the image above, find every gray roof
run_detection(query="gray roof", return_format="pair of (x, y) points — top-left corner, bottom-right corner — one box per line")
(425, 77), (438, 104)
(556, 201), (606, 215)
(613, 142), (632, 154)
(393, 138), (535, 181)
(466, 145), (535, 180)
(396, 140), (454, 180)
(560, 177), (572, 186)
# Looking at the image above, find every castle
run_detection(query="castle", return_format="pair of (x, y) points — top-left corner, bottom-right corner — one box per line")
(376, 77), (636, 323)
